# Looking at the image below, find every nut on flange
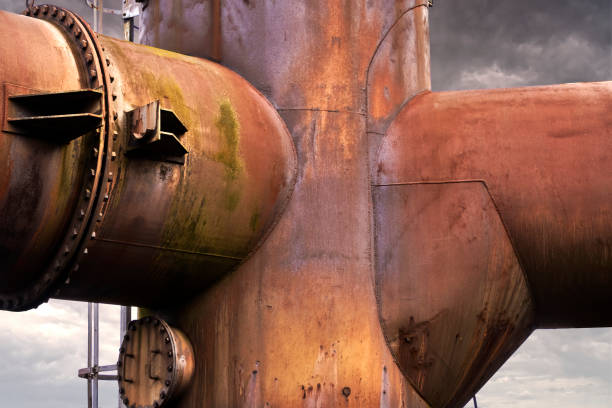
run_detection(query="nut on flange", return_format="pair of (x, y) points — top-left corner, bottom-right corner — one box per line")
(118, 318), (194, 408)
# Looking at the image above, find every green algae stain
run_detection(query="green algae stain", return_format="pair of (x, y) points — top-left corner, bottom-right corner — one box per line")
(226, 191), (240, 212)
(249, 210), (261, 232)
(215, 101), (242, 181)
(140, 71), (194, 131)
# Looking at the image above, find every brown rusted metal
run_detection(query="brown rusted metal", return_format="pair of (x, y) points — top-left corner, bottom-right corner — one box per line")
(137, 1), (434, 407)
(376, 83), (612, 328)
(1, 2), (611, 408)
(118, 317), (194, 408)
(375, 82), (611, 405)
(0, 7), (107, 310)
(373, 181), (535, 407)
(0, 6), (298, 310)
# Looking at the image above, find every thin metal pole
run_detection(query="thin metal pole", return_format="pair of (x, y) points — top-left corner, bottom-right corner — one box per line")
(87, 303), (93, 408)
(473, 395), (478, 408)
(118, 306), (131, 408)
(92, 0), (97, 33)
(98, 0), (103, 34)
(93, 303), (99, 408)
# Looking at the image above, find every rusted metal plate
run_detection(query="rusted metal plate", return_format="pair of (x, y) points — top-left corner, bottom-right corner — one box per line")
(376, 82), (612, 328)
(373, 181), (534, 407)
(119, 317), (194, 408)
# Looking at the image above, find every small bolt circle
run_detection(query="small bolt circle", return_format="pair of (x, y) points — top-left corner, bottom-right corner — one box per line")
(342, 387), (351, 398)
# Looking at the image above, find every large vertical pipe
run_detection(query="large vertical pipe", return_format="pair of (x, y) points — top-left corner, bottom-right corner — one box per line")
(139, 1), (432, 406)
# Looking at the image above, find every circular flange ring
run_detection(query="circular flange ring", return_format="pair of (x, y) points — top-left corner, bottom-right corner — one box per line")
(0, 4), (117, 311)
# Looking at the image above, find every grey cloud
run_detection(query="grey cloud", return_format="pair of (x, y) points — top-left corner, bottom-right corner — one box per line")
(0, 300), (123, 408)
(0, 0), (124, 37)
(430, 0), (611, 90)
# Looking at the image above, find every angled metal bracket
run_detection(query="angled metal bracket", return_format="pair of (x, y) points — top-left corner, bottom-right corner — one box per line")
(126, 100), (189, 164)
(3, 84), (103, 144)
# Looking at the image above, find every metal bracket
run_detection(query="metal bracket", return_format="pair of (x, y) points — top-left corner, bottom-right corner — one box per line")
(3, 84), (103, 144)
(126, 100), (188, 164)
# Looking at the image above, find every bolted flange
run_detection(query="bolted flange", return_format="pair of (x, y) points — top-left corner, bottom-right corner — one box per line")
(118, 317), (194, 408)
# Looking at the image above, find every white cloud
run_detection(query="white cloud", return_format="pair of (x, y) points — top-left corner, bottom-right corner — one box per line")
(457, 63), (537, 90)
(0, 300), (126, 408)
(467, 328), (612, 408)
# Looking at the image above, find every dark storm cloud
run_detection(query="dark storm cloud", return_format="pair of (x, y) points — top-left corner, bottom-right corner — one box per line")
(430, 0), (611, 90)
(0, 0), (124, 38)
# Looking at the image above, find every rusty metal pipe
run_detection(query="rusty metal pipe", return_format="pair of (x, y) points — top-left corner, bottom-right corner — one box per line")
(0, 7), (297, 310)
(4, 2), (610, 408)
(375, 82), (612, 406)
(376, 82), (612, 328)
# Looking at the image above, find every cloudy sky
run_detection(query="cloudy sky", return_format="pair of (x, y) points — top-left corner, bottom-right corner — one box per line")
(0, 1), (610, 407)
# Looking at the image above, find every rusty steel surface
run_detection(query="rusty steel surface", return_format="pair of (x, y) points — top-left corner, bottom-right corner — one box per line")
(118, 317), (194, 408)
(1, 1), (611, 408)
(56, 34), (298, 307)
(138, 1), (433, 407)
(374, 182), (534, 407)
(0, 6), (297, 309)
(376, 83), (612, 329)
(0, 7), (108, 310)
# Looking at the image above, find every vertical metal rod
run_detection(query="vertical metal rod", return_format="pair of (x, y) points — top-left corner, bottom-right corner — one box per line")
(123, 17), (134, 42)
(87, 302), (93, 408)
(473, 395), (478, 408)
(98, 0), (103, 34)
(92, 0), (97, 33)
(118, 306), (131, 408)
(93, 303), (99, 408)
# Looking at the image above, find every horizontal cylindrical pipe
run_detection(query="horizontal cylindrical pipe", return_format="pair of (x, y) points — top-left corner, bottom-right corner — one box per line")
(0, 9), (297, 310)
(377, 82), (612, 328)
